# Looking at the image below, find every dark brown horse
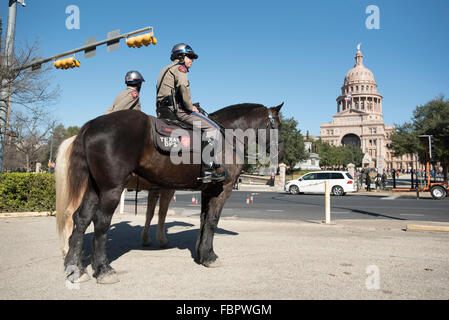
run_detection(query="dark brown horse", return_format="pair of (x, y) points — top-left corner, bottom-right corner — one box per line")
(55, 103), (284, 284)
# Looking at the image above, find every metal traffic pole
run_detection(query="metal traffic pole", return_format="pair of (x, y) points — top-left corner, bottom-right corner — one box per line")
(325, 181), (331, 224)
(0, 0), (26, 172)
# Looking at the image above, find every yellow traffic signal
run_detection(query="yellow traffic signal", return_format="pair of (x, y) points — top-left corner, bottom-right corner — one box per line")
(126, 33), (157, 48)
(54, 57), (81, 69)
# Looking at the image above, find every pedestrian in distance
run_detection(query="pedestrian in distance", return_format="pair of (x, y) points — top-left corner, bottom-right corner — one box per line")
(375, 173), (381, 191)
(381, 172), (387, 190)
(365, 173), (371, 192)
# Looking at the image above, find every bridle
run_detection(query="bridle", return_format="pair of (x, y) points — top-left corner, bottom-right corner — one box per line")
(263, 108), (283, 160)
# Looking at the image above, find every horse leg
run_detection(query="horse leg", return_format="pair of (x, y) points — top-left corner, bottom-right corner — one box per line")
(156, 189), (175, 248)
(141, 190), (159, 247)
(91, 187), (124, 284)
(64, 185), (98, 283)
(195, 183), (233, 267)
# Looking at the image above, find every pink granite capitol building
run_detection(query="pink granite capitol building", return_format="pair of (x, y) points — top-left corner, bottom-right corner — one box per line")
(320, 45), (417, 170)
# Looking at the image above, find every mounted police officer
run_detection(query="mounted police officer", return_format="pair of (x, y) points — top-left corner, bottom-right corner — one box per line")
(105, 70), (145, 114)
(156, 43), (226, 182)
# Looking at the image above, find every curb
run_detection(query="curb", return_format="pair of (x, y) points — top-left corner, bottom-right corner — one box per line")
(0, 211), (55, 218)
(406, 224), (449, 233)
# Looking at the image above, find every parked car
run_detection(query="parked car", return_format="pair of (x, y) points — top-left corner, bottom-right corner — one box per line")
(284, 171), (356, 196)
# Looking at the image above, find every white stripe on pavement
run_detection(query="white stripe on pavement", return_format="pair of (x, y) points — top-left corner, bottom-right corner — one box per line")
(381, 196), (400, 200)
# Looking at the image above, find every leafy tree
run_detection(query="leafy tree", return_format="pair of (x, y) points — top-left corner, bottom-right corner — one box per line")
(280, 114), (307, 172)
(342, 144), (364, 167)
(314, 139), (363, 167)
(41, 125), (81, 170)
(388, 96), (449, 179)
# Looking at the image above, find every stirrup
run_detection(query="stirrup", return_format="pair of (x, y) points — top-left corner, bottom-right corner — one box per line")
(198, 164), (227, 183)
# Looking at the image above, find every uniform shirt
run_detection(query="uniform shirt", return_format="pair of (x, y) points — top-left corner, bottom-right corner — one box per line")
(156, 59), (194, 111)
(105, 86), (141, 114)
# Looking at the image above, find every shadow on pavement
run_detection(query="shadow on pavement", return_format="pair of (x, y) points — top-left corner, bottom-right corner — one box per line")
(335, 207), (407, 220)
(81, 220), (238, 268)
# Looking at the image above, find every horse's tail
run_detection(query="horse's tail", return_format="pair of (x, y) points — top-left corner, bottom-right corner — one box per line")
(55, 123), (91, 257)
(55, 135), (76, 256)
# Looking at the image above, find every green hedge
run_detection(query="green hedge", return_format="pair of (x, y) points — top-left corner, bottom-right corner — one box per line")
(0, 173), (56, 213)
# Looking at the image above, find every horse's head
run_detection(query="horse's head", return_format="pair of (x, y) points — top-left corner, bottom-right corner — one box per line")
(210, 102), (285, 165)
(264, 102), (285, 164)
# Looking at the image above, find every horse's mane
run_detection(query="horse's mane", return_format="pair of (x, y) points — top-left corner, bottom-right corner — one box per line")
(209, 103), (265, 121)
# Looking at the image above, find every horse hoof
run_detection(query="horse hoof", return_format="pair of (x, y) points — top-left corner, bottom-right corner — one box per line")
(66, 272), (90, 283)
(203, 258), (222, 268)
(65, 266), (90, 283)
(96, 271), (120, 284)
(158, 239), (169, 248)
(75, 272), (91, 283)
(142, 240), (152, 247)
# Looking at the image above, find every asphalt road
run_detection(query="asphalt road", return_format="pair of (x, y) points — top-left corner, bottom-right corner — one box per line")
(1, 189), (449, 300)
(125, 190), (449, 223)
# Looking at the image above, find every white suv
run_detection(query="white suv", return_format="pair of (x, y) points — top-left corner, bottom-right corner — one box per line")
(285, 171), (356, 196)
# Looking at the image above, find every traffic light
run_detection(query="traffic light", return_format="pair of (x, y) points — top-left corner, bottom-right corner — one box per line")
(54, 57), (81, 69)
(126, 32), (157, 48)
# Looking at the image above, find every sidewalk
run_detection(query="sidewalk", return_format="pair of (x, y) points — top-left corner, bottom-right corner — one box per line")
(0, 213), (448, 299)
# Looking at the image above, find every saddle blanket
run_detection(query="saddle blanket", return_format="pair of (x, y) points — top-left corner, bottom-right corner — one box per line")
(150, 116), (202, 154)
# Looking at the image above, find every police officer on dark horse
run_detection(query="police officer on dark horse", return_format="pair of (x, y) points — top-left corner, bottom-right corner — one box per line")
(156, 43), (226, 182)
(55, 45), (285, 284)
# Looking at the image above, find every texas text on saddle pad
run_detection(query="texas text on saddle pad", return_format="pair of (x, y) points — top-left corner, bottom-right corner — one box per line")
(150, 116), (202, 154)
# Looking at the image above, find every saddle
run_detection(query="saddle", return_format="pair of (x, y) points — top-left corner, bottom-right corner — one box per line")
(150, 116), (202, 154)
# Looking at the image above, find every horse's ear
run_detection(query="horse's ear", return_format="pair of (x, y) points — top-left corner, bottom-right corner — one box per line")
(271, 102), (284, 114)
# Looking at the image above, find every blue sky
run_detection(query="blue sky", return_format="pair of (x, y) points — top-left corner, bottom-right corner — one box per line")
(2, 0), (449, 136)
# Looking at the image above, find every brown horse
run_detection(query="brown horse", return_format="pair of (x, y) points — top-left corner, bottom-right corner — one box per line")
(55, 103), (284, 284)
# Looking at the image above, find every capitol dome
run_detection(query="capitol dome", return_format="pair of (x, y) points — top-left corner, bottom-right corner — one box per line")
(336, 44), (383, 115)
(344, 46), (376, 85)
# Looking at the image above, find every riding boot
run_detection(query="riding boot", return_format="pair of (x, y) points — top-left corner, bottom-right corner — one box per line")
(201, 138), (227, 182)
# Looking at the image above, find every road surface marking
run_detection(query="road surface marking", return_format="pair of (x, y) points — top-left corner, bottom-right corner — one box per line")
(381, 196), (400, 200)
(266, 210), (284, 212)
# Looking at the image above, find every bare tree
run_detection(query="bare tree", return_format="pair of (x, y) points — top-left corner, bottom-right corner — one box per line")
(1, 39), (60, 111)
(5, 108), (56, 172)
(0, 38), (60, 172)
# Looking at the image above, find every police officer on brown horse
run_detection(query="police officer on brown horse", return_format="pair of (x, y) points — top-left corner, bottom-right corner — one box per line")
(105, 70), (145, 114)
(156, 43), (226, 182)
